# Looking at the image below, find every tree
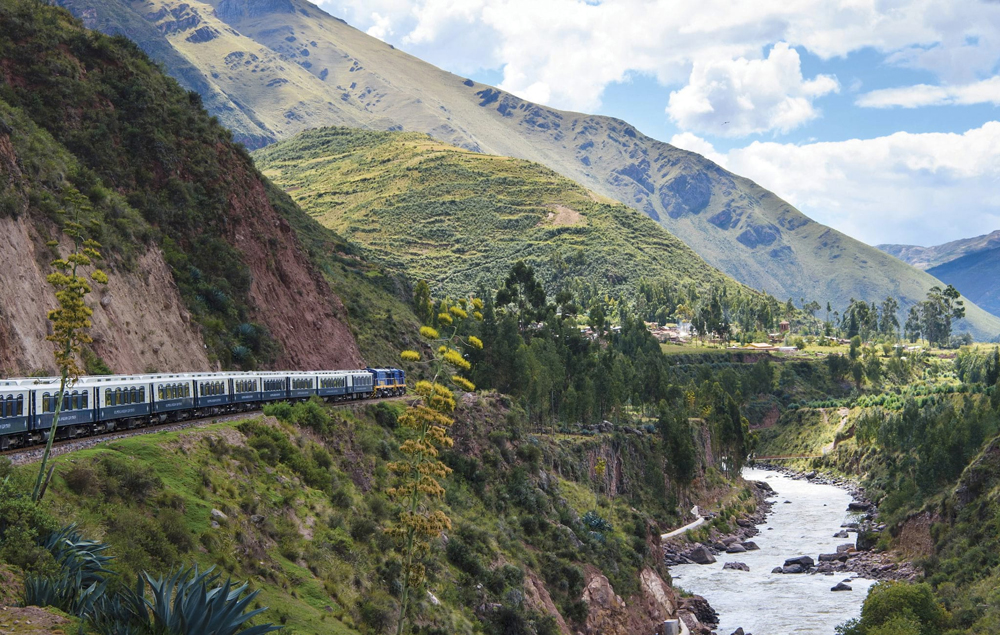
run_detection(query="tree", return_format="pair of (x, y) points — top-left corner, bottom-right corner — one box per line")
(879, 297), (900, 338)
(392, 298), (484, 635)
(904, 307), (921, 343)
(920, 285), (965, 347)
(412, 280), (433, 325)
(33, 193), (108, 502)
(495, 261), (547, 333)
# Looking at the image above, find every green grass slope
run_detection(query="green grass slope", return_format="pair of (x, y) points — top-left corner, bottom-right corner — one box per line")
(50, 0), (1000, 339)
(253, 127), (746, 299)
(4, 395), (727, 634)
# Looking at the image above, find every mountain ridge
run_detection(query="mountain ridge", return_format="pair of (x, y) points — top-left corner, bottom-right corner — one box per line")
(53, 0), (1000, 340)
(877, 229), (1000, 270)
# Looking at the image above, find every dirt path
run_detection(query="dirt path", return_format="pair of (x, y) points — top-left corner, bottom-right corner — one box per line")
(821, 407), (850, 455)
(660, 506), (705, 540)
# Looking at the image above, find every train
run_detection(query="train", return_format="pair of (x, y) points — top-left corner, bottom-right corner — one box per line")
(0, 367), (405, 450)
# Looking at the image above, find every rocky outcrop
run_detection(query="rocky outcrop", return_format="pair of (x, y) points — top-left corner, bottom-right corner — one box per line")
(0, 215), (212, 376)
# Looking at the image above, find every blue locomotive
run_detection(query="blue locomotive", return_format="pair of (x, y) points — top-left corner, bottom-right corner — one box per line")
(0, 367), (405, 450)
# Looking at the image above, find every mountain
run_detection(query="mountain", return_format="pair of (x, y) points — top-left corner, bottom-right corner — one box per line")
(253, 127), (750, 300)
(0, 0), (400, 374)
(52, 0), (1000, 340)
(926, 247), (1000, 317)
(878, 230), (1000, 319)
(878, 230), (1000, 270)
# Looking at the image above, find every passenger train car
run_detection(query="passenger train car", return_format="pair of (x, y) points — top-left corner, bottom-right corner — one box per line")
(0, 367), (405, 450)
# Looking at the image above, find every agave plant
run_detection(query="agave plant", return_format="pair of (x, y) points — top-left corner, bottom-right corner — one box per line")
(142, 566), (281, 635)
(24, 524), (114, 617)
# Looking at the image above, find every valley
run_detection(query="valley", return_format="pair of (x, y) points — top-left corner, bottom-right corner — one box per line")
(1, 1), (999, 634)
(51, 0), (1000, 341)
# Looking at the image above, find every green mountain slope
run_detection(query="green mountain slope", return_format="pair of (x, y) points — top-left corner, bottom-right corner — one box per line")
(927, 247), (1000, 317)
(52, 0), (1000, 340)
(253, 127), (747, 300)
(878, 229), (1000, 270)
(0, 0), (425, 372)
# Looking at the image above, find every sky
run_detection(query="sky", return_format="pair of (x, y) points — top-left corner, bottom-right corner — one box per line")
(323, 0), (1000, 248)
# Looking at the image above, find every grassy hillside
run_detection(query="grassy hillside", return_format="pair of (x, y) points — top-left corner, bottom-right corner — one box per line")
(49, 0), (1000, 340)
(254, 127), (747, 299)
(0, 393), (751, 634)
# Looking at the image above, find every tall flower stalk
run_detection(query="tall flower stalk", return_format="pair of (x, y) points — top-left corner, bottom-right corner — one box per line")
(32, 192), (107, 502)
(388, 297), (483, 635)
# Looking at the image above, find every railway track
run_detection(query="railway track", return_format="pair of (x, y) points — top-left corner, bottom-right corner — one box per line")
(0, 395), (410, 466)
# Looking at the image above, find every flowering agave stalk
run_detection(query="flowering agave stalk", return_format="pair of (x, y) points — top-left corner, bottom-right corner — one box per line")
(33, 193), (108, 502)
(389, 297), (483, 635)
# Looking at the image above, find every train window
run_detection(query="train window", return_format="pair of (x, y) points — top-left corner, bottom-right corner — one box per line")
(43, 393), (51, 413)
(16, 395), (23, 416)
(115, 388), (122, 406)
(105, 389), (111, 407)
(138, 387), (145, 402)
(3, 395), (10, 417)
(82, 392), (88, 409)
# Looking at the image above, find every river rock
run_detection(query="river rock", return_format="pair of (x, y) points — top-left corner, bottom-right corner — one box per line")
(723, 562), (750, 572)
(848, 501), (872, 512)
(834, 530), (850, 538)
(831, 582), (853, 591)
(742, 541), (759, 550)
(782, 564), (805, 574)
(837, 544), (855, 553)
(771, 567), (784, 574)
(726, 544), (747, 553)
(736, 518), (753, 528)
(721, 536), (739, 546)
(819, 553), (848, 562)
(688, 545), (716, 565)
(784, 555), (815, 568)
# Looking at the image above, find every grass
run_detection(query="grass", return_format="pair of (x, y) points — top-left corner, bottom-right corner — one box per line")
(253, 127), (747, 301)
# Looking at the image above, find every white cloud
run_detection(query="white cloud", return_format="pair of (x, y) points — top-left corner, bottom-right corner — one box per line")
(670, 124), (1000, 246)
(366, 12), (394, 40)
(857, 76), (1000, 108)
(323, 0), (1000, 132)
(666, 43), (838, 137)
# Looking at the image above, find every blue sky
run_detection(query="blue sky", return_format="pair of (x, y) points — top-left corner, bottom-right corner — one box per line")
(326, 0), (1000, 247)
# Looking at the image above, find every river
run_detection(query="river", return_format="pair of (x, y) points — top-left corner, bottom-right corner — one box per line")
(670, 467), (875, 634)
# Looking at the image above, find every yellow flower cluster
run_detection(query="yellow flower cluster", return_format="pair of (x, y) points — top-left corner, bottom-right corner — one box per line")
(443, 349), (471, 370)
(467, 335), (483, 350)
(420, 326), (440, 339)
(451, 375), (476, 392)
(400, 350), (421, 362)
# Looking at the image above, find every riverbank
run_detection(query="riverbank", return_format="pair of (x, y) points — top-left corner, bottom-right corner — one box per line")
(661, 467), (919, 634)
(754, 463), (921, 583)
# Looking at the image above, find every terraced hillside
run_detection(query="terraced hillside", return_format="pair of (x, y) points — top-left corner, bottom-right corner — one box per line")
(253, 127), (747, 299)
(54, 0), (1000, 340)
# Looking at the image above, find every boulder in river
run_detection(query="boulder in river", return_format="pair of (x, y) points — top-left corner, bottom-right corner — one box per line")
(834, 530), (850, 538)
(771, 567), (784, 574)
(831, 582), (853, 591)
(848, 501), (872, 512)
(726, 544), (747, 554)
(742, 541), (759, 550)
(819, 553), (848, 562)
(784, 555), (815, 568)
(782, 564), (806, 574)
(721, 536), (739, 546)
(836, 544), (855, 553)
(723, 562), (750, 572)
(688, 544), (716, 565)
